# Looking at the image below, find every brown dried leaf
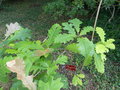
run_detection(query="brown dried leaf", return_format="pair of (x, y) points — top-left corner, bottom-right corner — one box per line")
(22, 76), (37, 90)
(6, 58), (36, 90)
(35, 48), (50, 56)
(6, 58), (25, 79)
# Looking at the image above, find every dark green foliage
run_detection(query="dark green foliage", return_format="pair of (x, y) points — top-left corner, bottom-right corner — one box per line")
(43, 0), (120, 18)
(43, 0), (66, 18)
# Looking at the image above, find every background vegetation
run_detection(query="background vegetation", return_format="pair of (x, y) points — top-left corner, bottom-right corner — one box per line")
(0, 0), (120, 89)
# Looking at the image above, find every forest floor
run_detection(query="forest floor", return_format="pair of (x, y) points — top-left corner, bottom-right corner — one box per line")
(0, 0), (120, 90)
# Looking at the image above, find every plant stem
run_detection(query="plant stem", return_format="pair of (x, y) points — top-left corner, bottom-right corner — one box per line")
(91, 0), (103, 41)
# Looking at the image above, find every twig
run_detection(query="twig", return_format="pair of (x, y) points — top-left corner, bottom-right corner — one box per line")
(90, 9), (97, 21)
(33, 71), (41, 77)
(104, 6), (115, 28)
(108, 6), (115, 22)
(91, 0), (103, 41)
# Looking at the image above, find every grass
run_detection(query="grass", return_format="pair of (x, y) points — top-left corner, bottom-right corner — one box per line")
(0, 0), (120, 90)
(0, 0), (57, 40)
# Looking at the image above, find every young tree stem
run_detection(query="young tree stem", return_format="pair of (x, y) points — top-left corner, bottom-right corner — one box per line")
(91, 0), (103, 41)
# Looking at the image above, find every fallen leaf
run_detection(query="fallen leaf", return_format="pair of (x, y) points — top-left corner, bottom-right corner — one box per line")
(6, 58), (36, 90)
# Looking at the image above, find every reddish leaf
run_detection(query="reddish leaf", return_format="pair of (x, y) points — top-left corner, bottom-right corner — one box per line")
(65, 65), (76, 71)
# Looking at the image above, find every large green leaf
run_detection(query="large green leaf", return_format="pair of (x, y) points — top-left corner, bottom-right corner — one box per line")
(80, 26), (94, 35)
(83, 56), (92, 66)
(9, 28), (31, 41)
(94, 53), (104, 73)
(77, 38), (94, 66)
(54, 34), (75, 44)
(104, 39), (115, 49)
(14, 40), (44, 52)
(55, 55), (68, 65)
(95, 43), (109, 54)
(54, 73), (69, 89)
(47, 64), (58, 75)
(66, 43), (79, 53)
(96, 27), (106, 42)
(44, 24), (62, 47)
(77, 38), (94, 57)
(39, 77), (63, 90)
(62, 22), (76, 35)
(69, 18), (82, 33)
(72, 75), (82, 86)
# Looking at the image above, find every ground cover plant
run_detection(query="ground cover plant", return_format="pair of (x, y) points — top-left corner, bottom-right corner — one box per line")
(0, 18), (115, 90)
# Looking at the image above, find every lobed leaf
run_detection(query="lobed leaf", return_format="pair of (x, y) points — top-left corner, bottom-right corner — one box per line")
(77, 38), (95, 66)
(95, 43), (109, 54)
(104, 39), (115, 49)
(94, 53), (104, 73)
(72, 75), (82, 86)
(80, 26), (94, 35)
(62, 23), (76, 35)
(55, 55), (68, 65)
(9, 28), (31, 41)
(54, 34), (75, 44)
(77, 38), (94, 57)
(44, 24), (62, 47)
(96, 27), (106, 42)
(14, 41), (44, 52)
(39, 77), (63, 90)
(66, 43), (79, 53)
(69, 18), (82, 33)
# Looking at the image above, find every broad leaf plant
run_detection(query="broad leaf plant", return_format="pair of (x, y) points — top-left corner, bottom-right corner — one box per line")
(0, 19), (115, 90)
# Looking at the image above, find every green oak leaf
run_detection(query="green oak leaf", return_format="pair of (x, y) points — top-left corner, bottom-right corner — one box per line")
(96, 43), (109, 54)
(54, 34), (75, 44)
(104, 39), (115, 49)
(55, 55), (68, 65)
(39, 77), (63, 90)
(94, 53), (104, 73)
(44, 24), (62, 47)
(66, 43), (79, 53)
(62, 23), (76, 35)
(80, 26), (94, 35)
(9, 28), (31, 41)
(72, 75), (82, 86)
(77, 38), (95, 66)
(96, 27), (106, 42)
(69, 18), (82, 33)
